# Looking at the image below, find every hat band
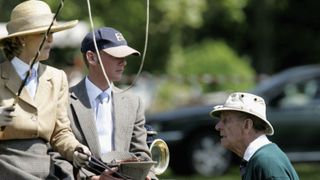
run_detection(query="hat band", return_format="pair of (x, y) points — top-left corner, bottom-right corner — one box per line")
(224, 104), (265, 118)
(7, 14), (55, 34)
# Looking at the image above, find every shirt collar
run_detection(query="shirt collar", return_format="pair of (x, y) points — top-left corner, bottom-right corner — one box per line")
(11, 57), (39, 79)
(243, 134), (271, 161)
(85, 76), (112, 107)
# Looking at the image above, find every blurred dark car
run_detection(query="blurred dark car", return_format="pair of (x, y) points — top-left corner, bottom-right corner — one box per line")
(146, 64), (320, 176)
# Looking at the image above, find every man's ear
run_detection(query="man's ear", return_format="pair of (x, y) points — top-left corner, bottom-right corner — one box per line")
(243, 118), (253, 132)
(92, 56), (98, 62)
(86, 51), (98, 64)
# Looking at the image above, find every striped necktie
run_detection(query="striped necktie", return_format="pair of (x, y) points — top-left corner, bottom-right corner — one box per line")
(97, 92), (109, 104)
(95, 92), (112, 153)
(26, 68), (37, 98)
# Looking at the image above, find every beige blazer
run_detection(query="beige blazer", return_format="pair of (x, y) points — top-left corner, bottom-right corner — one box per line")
(0, 60), (80, 161)
(68, 79), (151, 159)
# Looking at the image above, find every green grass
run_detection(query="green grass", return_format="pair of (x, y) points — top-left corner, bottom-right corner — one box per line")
(158, 163), (320, 180)
(295, 163), (320, 180)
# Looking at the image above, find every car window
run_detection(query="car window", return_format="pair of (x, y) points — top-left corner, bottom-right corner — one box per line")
(271, 78), (320, 108)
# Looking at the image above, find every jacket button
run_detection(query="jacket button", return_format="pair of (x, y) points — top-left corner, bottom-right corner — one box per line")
(31, 115), (37, 121)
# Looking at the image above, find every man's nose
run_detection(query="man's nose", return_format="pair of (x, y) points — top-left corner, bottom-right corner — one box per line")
(119, 59), (127, 66)
(215, 121), (221, 131)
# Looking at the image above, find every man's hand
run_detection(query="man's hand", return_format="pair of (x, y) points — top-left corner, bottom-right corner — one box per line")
(90, 168), (122, 180)
(73, 145), (91, 168)
(0, 106), (15, 126)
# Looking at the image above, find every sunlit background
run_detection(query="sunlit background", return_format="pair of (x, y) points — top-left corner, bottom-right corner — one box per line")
(1, 0), (320, 179)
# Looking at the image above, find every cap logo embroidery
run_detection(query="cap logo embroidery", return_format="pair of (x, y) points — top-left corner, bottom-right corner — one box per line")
(115, 33), (125, 41)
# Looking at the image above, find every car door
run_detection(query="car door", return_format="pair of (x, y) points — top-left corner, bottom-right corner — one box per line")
(265, 77), (320, 153)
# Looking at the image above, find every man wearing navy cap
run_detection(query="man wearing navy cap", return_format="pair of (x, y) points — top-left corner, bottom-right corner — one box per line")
(68, 27), (157, 180)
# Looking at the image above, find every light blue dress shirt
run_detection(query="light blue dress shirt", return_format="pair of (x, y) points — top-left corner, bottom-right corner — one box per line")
(85, 77), (113, 154)
(11, 57), (39, 98)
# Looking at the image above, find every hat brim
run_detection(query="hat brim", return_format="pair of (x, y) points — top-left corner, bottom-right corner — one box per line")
(0, 20), (78, 42)
(101, 151), (137, 163)
(210, 106), (274, 135)
(102, 45), (140, 58)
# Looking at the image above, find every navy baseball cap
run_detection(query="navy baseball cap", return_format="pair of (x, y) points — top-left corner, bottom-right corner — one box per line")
(80, 27), (140, 58)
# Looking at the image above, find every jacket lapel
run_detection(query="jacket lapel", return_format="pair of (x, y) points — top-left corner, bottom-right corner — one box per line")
(1, 61), (35, 107)
(112, 87), (128, 151)
(71, 80), (102, 157)
(34, 64), (52, 106)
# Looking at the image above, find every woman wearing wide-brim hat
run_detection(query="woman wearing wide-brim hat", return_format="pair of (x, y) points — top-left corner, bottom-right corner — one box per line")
(0, 0), (91, 179)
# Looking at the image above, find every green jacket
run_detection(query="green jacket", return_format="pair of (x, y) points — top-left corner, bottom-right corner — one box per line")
(243, 143), (299, 180)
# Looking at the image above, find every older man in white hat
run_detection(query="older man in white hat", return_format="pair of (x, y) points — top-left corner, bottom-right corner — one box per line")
(210, 92), (299, 180)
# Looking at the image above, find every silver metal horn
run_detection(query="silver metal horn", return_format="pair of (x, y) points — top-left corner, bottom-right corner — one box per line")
(145, 124), (170, 175)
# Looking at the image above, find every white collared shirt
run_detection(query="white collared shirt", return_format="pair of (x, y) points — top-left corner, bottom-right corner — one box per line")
(243, 135), (272, 161)
(11, 57), (39, 98)
(85, 77), (113, 154)
(85, 77), (112, 108)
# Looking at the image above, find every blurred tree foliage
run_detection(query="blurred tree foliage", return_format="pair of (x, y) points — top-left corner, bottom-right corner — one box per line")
(151, 39), (254, 111)
(167, 40), (255, 92)
(0, 0), (250, 75)
(2, 0), (320, 104)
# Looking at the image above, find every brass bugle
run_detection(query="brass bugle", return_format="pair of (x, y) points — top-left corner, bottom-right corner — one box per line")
(149, 138), (170, 175)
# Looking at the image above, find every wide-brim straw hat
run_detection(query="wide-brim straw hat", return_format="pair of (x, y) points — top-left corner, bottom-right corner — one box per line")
(210, 92), (274, 135)
(0, 0), (78, 43)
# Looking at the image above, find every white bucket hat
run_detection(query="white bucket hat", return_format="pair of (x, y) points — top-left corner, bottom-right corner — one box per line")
(0, 0), (78, 43)
(210, 92), (274, 135)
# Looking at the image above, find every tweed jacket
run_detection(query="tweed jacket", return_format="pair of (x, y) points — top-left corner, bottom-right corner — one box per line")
(0, 60), (80, 161)
(68, 78), (151, 160)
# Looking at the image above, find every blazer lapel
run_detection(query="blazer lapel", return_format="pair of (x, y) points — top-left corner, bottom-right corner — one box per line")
(34, 64), (52, 106)
(112, 88), (129, 151)
(71, 80), (102, 157)
(1, 61), (35, 107)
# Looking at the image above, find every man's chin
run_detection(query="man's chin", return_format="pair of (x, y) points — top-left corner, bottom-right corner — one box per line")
(220, 138), (228, 147)
(113, 76), (122, 82)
